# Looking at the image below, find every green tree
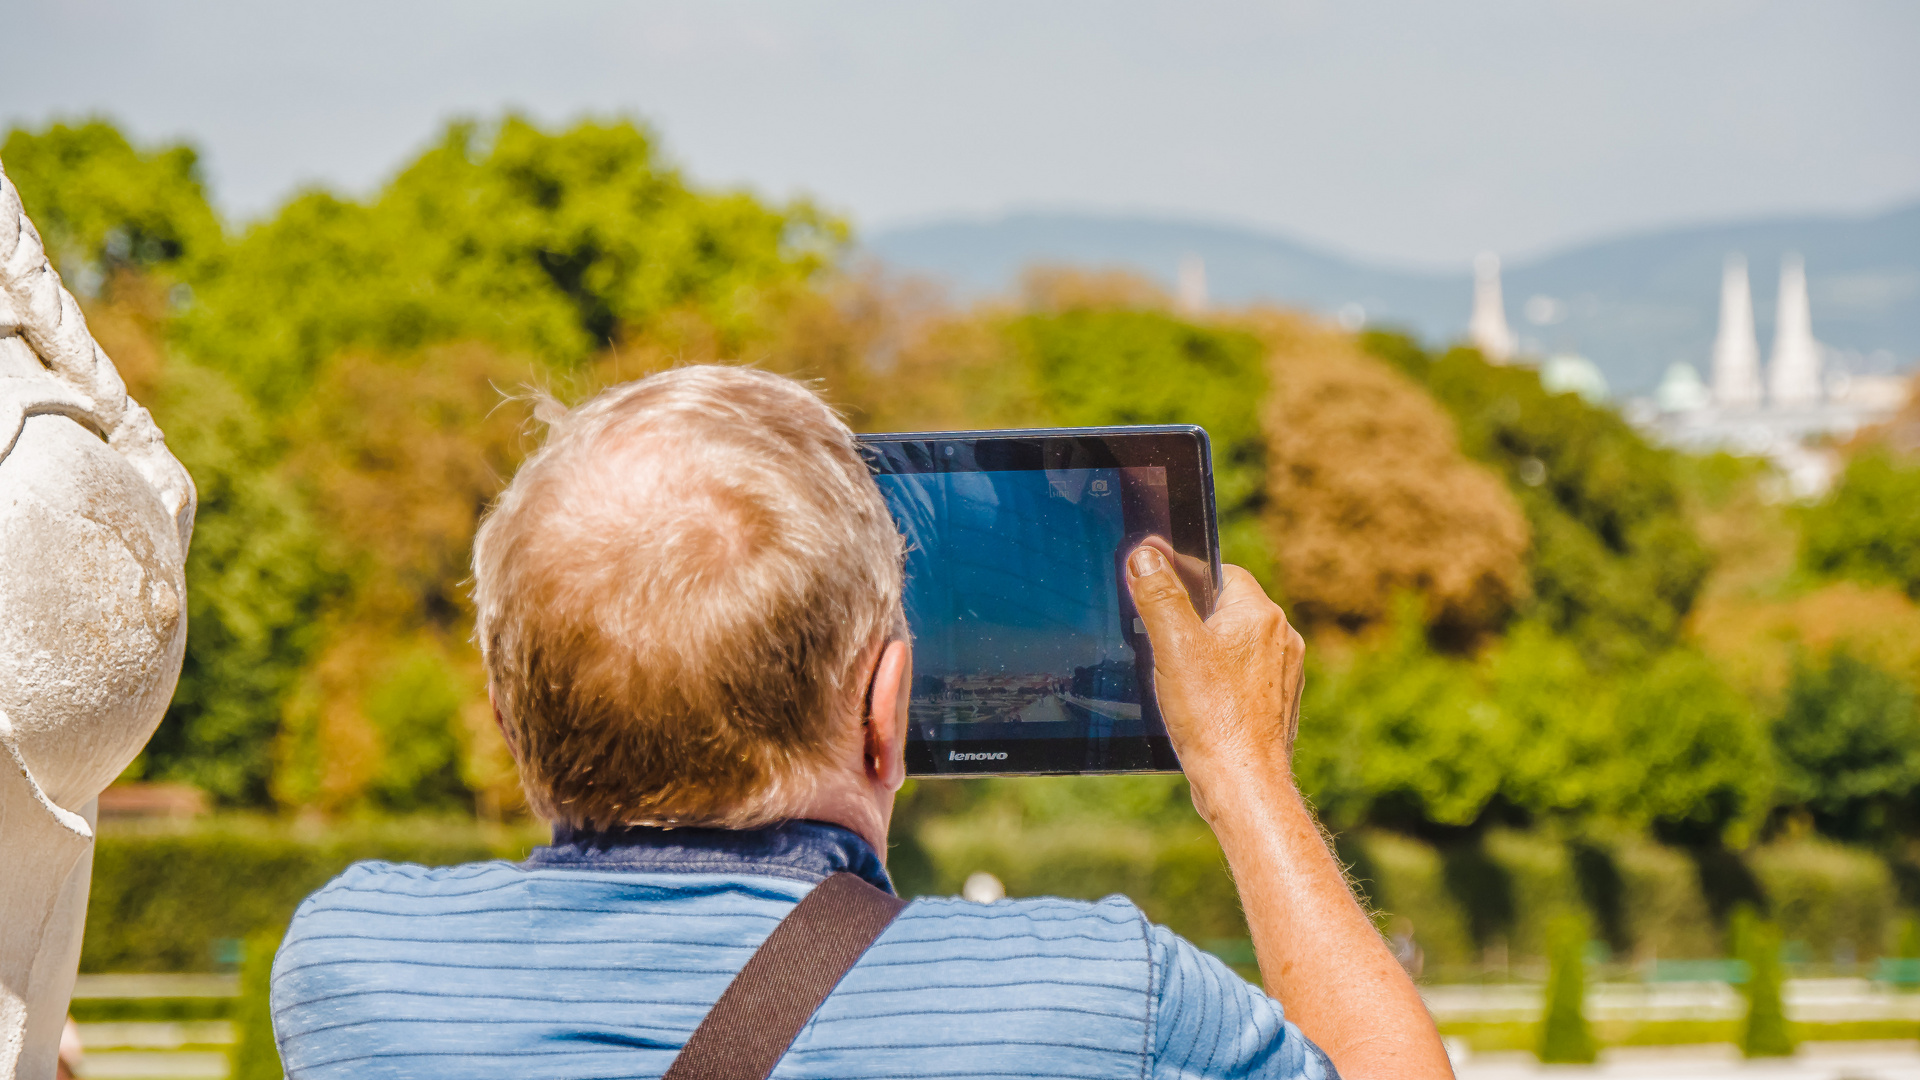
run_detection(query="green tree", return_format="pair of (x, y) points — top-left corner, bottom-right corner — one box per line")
(0, 118), (224, 287)
(134, 361), (333, 804)
(1484, 626), (1762, 842)
(179, 115), (845, 407)
(1537, 913), (1597, 1063)
(1609, 650), (1773, 844)
(1361, 332), (1711, 667)
(362, 646), (473, 813)
(1300, 604), (1771, 840)
(1802, 449), (1920, 598)
(1772, 649), (1920, 841)
(1489, 624), (1617, 822)
(1295, 600), (1507, 831)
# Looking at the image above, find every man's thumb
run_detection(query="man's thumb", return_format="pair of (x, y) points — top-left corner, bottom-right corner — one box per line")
(1126, 543), (1203, 645)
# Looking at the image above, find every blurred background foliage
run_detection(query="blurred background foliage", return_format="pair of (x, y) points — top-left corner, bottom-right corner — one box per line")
(9, 114), (1920, 973)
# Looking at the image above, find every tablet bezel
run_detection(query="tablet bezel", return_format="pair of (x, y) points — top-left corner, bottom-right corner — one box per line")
(857, 425), (1222, 777)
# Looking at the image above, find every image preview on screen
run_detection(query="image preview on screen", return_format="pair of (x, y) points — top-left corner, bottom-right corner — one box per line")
(874, 466), (1170, 742)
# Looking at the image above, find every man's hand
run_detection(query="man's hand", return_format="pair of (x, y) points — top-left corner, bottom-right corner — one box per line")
(1126, 544), (1303, 817)
(1126, 540), (1454, 1080)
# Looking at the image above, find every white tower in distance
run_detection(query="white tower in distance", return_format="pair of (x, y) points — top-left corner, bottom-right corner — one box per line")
(1175, 253), (1208, 315)
(1768, 252), (1822, 408)
(1468, 252), (1516, 362)
(1710, 254), (1763, 408)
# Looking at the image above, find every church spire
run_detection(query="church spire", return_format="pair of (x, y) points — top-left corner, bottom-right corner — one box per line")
(1468, 252), (1516, 363)
(1767, 252), (1822, 407)
(1710, 254), (1762, 408)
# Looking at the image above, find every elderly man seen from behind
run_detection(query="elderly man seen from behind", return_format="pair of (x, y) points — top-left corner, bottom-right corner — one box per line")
(268, 365), (1452, 1080)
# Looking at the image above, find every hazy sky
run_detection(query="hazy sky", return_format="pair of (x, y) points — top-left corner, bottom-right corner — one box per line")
(5, 1), (1915, 268)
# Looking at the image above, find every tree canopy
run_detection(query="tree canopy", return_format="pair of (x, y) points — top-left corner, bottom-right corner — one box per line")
(1260, 316), (1528, 643)
(1363, 331), (1712, 667)
(4, 115), (1912, 854)
(176, 116), (845, 407)
(1, 119), (224, 286)
(5, 114), (844, 813)
(1802, 449), (1920, 600)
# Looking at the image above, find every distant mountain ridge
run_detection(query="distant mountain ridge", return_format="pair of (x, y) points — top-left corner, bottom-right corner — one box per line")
(865, 205), (1920, 394)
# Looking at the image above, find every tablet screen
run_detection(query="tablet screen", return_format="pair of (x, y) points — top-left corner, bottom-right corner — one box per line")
(860, 428), (1218, 775)
(877, 465), (1165, 733)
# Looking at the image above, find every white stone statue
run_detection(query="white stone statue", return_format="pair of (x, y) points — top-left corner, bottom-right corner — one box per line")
(0, 159), (196, 1079)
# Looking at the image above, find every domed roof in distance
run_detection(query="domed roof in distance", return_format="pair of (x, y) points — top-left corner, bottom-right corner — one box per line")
(1541, 353), (1611, 404)
(1655, 362), (1712, 413)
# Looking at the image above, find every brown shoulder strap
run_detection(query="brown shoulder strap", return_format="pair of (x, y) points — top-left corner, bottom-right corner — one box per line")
(662, 871), (908, 1080)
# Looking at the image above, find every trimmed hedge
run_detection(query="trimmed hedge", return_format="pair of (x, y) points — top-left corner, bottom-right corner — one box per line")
(1349, 832), (1719, 970)
(1751, 841), (1896, 965)
(82, 814), (1909, 977)
(918, 820), (1909, 977)
(83, 816), (544, 973)
(916, 817), (1248, 945)
(1330, 831), (1898, 976)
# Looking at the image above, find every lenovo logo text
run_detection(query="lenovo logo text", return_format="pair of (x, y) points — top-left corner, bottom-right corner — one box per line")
(948, 750), (1010, 762)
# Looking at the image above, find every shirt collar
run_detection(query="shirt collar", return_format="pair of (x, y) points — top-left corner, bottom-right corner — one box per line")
(523, 819), (895, 895)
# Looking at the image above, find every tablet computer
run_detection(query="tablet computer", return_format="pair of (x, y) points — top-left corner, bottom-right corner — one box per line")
(857, 426), (1222, 776)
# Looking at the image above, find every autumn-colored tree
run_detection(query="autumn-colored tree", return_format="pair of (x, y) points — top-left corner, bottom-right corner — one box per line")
(272, 345), (540, 815)
(1254, 314), (1528, 643)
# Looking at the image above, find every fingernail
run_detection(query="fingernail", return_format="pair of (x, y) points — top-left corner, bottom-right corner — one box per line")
(1128, 546), (1166, 577)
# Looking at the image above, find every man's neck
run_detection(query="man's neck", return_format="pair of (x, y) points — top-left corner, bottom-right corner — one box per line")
(787, 773), (893, 866)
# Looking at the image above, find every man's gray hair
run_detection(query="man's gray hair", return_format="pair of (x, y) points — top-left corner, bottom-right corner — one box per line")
(472, 365), (904, 829)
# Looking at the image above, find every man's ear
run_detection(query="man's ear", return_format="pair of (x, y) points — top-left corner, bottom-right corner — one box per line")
(864, 639), (913, 792)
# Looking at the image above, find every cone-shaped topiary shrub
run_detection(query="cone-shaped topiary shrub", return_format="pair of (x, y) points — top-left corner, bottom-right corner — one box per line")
(1732, 904), (1795, 1058)
(1537, 912), (1598, 1063)
(230, 929), (287, 1080)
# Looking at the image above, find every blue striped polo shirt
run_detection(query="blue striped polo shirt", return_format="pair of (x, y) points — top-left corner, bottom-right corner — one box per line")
(271, 821), (1336, 1079)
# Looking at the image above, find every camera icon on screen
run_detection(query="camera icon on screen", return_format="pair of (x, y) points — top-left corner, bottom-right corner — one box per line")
(1090, 479), (1110, 495)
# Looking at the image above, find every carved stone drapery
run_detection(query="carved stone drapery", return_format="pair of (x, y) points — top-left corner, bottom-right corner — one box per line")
(0, 159), (195, 1079)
